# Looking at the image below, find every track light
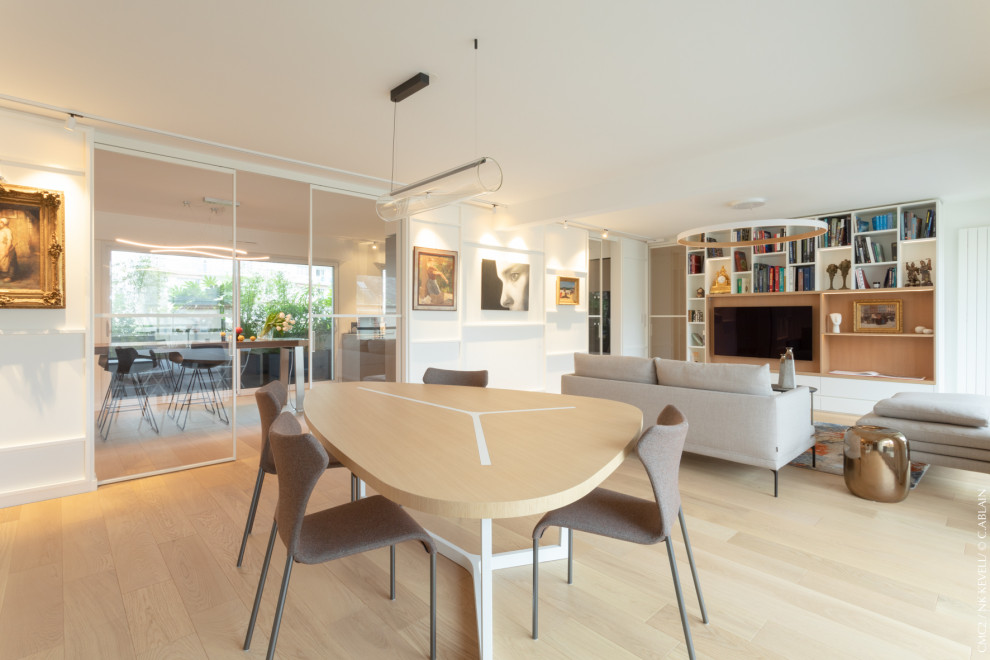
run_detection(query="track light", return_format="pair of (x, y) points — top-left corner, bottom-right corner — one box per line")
(601, 229), (609, 239)
(562, 219), (568, 229)
(64, 113), (77, 132)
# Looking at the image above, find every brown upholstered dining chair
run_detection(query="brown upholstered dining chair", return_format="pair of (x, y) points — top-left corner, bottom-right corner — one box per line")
(531, 405), (709, 659)
(236, 380), (354, 567)
(422, 367), (489, 387)
(244, 412), (437, 660)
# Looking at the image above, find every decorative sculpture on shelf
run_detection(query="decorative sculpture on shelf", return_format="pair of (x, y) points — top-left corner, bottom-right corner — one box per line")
(829, 313), (842, 333)
(905, 261), (920, 287)
(826, 263), (838, 290)
(838, 259), (851, 290)
(778, 347), (796, 390)
(919, 258), (933, 286)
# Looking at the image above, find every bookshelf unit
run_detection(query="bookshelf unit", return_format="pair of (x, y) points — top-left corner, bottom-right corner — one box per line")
(684, 200), (937, 408)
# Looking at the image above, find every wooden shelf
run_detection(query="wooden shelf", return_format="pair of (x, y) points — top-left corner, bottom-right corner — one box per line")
(824, 332), (934, 338)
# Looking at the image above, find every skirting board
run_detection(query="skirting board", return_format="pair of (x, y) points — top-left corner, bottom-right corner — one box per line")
(0, 477), (95, 509)
(0, 435), (93, 508)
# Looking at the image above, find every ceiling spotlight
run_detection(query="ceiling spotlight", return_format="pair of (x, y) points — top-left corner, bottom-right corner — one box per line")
(64, 114), (77, 132)
(601, 229), (609, 239)
(371, 243), (379, 250)
(562, 219), (568, 229)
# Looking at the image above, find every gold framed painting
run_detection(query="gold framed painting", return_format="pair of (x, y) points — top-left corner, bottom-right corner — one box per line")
(0, 183), (66, 308)
(853, 299), (902, 333)
(413, 246), (457, 311)
(556, 276), (579, 305)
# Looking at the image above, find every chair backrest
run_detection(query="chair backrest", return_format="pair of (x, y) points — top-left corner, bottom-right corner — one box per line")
(636, 405), (689, 539)
(115, 347), (139, 375)
(255, 380), (289, 473)
(268, 412), (328, 557)
(422, 367), (489, 387)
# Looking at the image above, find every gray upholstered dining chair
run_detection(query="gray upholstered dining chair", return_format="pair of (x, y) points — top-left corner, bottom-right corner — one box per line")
(236, 380), (354, 567)
(244, 412), (437, 660)
(531, 405), (709, 659)
(422, 366), (489, 387)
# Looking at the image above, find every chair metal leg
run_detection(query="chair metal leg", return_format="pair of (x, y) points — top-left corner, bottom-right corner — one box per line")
(237, 468), (266, 567)
(567, 528), (574, 584)
(532, 538), (539, 640)
(244, 520), (278, 650)
(350, 473), (358, 502)
(429, 551), (437, 660)
(390, 545), (396, 600)
(812, 444), (817, 467)
(665, 537), (697, 660)
(773, 469), (779, 497)
(678, 508), (709, 624)
(266, 555), (294, 660)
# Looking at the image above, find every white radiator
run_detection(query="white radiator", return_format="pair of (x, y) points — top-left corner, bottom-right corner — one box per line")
(958, 226), (990, 394)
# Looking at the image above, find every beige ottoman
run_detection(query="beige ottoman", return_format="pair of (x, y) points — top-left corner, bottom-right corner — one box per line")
(856, 392), (990, 474)
(843, 425), (911, 502)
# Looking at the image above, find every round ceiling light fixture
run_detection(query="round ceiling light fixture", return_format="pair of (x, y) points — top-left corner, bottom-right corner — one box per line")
(729, 197), (767, 211)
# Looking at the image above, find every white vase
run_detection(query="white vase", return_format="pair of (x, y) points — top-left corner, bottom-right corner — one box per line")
(778, 347), (796, 390)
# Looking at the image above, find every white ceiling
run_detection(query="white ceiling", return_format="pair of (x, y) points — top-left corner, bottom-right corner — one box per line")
(5, 1), (990, 240)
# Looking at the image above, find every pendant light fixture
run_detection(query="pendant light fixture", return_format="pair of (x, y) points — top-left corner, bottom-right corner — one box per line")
(376, 40), (502, 221)
(676, 198), (827, 248)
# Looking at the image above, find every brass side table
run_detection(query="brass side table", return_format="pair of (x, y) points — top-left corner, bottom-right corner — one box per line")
(843, 425), (910, 502)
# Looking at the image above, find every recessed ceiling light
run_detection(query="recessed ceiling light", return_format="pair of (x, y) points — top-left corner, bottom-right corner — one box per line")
(729, 197), (767, 211)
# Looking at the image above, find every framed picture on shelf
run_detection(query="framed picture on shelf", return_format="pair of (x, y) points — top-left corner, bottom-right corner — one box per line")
(555, 276), (579, 305)
(412, 246), (457, 311)
(853, 299), (902, 333)
(0, 183), (66, 308)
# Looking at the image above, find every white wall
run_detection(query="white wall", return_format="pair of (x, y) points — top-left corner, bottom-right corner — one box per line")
(612, 237), (648, 358)
(0, 108), (95, 506)
(405, 210), (596, 391)
(937, 196), (990, 392)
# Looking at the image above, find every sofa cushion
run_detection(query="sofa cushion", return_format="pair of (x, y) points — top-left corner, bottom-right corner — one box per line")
(873, 392), (990, 428)
(655, 359), (773, 396)
(573, 353), (658, 384)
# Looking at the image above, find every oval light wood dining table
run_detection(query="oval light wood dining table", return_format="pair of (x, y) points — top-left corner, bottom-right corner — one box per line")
(304, 381), (643, 660)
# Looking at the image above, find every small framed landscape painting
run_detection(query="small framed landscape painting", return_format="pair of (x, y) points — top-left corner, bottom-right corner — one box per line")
(413, 246), (457, 311)
(0, 183), (66, 308)
(853, 299), (902, 333)
(413, 247), (457, 311)
(556, 276), (579, 305)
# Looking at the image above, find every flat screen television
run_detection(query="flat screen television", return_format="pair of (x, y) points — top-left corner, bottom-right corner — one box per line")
(712, 305), (813, 361)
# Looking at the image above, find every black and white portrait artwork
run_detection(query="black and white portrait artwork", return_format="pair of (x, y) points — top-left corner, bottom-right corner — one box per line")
(481, 259), (529, 311)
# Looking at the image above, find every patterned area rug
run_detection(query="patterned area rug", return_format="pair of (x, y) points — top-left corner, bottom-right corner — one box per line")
(789, 422), (930, 489)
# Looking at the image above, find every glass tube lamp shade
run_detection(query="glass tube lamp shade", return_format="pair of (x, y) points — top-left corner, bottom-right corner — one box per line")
(376, 157), (502, 221)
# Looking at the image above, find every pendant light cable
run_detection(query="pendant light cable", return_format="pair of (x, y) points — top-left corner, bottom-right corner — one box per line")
(474, 38), (479, 156)
(390, 101), (397, 195)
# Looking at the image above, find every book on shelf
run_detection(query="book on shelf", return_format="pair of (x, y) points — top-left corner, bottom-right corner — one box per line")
(688, 253), (703, 274)
(706, 236), (724, 258)
(903, 209), (936, 240)
(733, 251), (748, 271)
(855, 268), (870, 289)
(819, 215), (851, 248)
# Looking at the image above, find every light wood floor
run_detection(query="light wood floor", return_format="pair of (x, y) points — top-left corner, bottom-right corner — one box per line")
(1, 410), (984, 659)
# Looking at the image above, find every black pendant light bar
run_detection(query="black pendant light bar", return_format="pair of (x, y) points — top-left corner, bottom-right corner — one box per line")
(390, 72), (430, 102)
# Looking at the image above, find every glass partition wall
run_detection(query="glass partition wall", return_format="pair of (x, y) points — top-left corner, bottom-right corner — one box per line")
(94, 149), (237, 482)
(312, 187), (398, 385)
(94, 150), (400, 483)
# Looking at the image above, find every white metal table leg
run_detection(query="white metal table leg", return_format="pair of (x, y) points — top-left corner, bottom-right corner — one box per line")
(429, 522), (570, 659)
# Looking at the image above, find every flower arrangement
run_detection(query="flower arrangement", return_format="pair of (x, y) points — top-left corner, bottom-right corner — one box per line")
(261, 311), (296, 337)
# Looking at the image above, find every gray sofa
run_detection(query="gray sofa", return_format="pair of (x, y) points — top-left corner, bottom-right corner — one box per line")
(562, 353), (814, 495)
(856, 392), (990, 473)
